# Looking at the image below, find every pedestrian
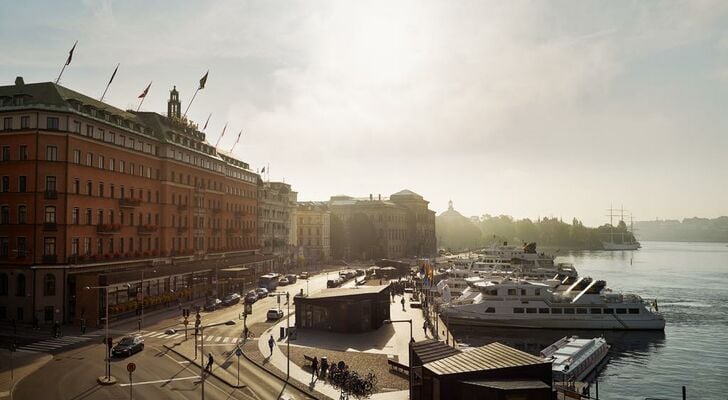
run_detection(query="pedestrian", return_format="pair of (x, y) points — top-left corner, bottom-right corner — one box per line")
(80, 318), (87, 334)
(206, 353), (214, 372)
(391, 291), (395, 303)
(320, 358), (328, 378)
(423, 321), (428, 337)
(311, 356), (319, 380)
(268, 335), (275, 356)
(401, 297), (406, 311)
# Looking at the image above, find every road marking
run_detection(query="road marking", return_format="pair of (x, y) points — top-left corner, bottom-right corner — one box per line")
(141, 332), (157, 337)
(176, 360), (190, 364)
(118, 376), (199, 387)
(215, 336), (222, 343)
(222, 337), (230, 343)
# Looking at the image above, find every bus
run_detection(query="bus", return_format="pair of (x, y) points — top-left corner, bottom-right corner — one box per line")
(258, 273), (281, 291)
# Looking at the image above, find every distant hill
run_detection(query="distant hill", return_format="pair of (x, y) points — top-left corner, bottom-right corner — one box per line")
(635, 217), (728, 243)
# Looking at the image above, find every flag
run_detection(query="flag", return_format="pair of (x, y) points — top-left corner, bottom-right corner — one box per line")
(261, 166), (266, 173)
(65, 41), (77, 66)
(235, 129), (242, 143)
(203, 113), (211, 130)
(138, 82), (152, 98)
(107, 64), (118, 86)
(199, 71), (208, 90)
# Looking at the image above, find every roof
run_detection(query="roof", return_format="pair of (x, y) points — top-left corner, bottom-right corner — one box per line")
(411, 339), (462, 364)
(459, 379), (550, 390)
(390, 189), (422, 198)
(304, 285), (389, 300)
(424, 342), (546, 376)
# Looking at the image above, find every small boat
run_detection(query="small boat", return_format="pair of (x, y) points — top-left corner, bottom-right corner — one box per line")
(541, 336), (610, 381)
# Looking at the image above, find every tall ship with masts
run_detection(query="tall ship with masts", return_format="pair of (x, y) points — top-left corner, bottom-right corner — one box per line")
(602, 206), (641, 251)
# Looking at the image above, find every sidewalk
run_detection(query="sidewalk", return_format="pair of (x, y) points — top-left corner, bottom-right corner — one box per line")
(258, 292), (433, 400)
(0, 349), (52, 400)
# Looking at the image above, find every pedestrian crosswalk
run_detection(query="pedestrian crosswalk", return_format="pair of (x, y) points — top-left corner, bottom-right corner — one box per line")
(140, 330), (250, 344)
(16, 333), (102, 354)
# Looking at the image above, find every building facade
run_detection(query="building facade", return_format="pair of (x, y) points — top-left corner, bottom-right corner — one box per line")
(0, 78), (264, 326)
(258, 181), (297, 270)
(295, 201), (330, 265)
(328, 190), (436, 260)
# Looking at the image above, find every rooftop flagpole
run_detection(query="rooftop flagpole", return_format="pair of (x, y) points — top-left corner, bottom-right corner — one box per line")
(183, 70), (208, 119)
(55, 40), (77, 85)
(230, 129), (243, 153)
(214, 122), (228, 148)
(136, 82), (152, 112)
(99, 63), (119, 102)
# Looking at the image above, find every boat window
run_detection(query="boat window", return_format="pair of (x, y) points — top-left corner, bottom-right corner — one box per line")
(564, 308), (575, 314)
(508, 289), (516, 296)
(513, 308), (524, 313)
(485, 307), (495, 313)
(538, 308), (549, 314)
(590, 308), (602, 314)
(628, 308), (640, 314)
(551, 308), (562, 314)
(535, 289), (541, 296)
(526, 308), (537, 314)
(577, 308), (588, 314)
(521, 289), (527, 296)
(616, 308), (627, 314)
(603, 308), (614, 314)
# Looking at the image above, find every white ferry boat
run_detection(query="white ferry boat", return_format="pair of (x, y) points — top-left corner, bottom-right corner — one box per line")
(440, 277), (665, 330)
(541, 336), (610, 381)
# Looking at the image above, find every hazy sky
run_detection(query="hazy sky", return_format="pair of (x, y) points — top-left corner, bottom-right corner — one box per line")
(2, 0), (728, 226)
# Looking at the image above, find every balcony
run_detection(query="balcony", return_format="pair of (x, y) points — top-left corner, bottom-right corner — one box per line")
(96, 223), (122, 235)
(137, 224), (158, 235)
(44, 190), (58, 200)
(42, 254), (58, 264)
(177, 204), (188, 212)
(43, 222), (58, 231)
(119, 198), (141, 208)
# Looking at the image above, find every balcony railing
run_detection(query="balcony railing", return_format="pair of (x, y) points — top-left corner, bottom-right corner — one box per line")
(96, 224), (122, 234)
(44, 190), (58, 199)
(43, 222), (58, 231)
(42, 254), (58, 264)
(119, 198), (141, 208)
(137, 224), (158, 235)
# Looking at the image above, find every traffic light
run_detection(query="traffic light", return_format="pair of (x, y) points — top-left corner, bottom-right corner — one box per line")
(107, 337), (113, 348)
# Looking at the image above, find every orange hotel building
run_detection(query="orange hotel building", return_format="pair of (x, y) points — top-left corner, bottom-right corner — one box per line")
(0, 77), (274, 327)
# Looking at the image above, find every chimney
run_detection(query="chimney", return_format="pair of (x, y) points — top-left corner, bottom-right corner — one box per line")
(15, 76), (24, 86)
(369, 194), (373, 201)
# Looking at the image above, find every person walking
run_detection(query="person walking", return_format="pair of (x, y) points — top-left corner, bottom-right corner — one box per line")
(205, 353), (214, 372)
(268, 335), (275, 356)
(311, 356), (319, 380)
(80, 318), (87, 334)
(401, 297), (406, 311)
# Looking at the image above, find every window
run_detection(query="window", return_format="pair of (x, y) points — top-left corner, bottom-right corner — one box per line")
(603, 308), (614, 314)
(19, 176), (26, 192)
(98, 155), (104, 169)
(43, 274), (56, 296)
(0, 273), (7, 295)
(0, 206), (8, 224)
(43, 237), (56, 256)
(86, 153), (92, 166)
(526, 308), (537, 314)
(16, 237), (26, 258)
(616, 308), (627, 314)
(44, 206), (56, 223)
(73, 179), (79, 194)
(99, 183), (104, 197)
(87, 181), (92, 195)
(46, 117), (59, 130)
(109, 158), (115, 171)
(0, 237), (7, 258)
(19, 145), (27, 160)
(72, 207), (79, 224)
(17, 205), (26, 224)
(21, 116), (29, 129)
(485, 307), (496, 313)
(97, 209), (104, 225)
(73, 121), (81, 133)
(564, 308), (575, 314)
(84, 237), (91, 255)
(628, 308), (640, 314)
(73, 149), (81, 164)
(119, 160), (125, 173)
(576, 308), (587, 314)
(590, 308), (602, 314)
(15, 274), (26, 296)
(130, 163), (135, 175)
(507, 288), (516, 296)
(3, 117), (12, 130)
(1, 177), (8, 192)
(539, 308), (550, 314)
(46, 146), (58, 161)
(71, 238), (79, 256)
(1, 146), (9, 161)
(513, 308), (524, 314)
(85, 208), (92, 225)
(45, 176), (56, 191)
(86, 125), (94, 137)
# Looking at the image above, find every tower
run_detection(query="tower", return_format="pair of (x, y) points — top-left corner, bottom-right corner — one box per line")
(168, 86), (181, 119)
(448, 200), (454, 211)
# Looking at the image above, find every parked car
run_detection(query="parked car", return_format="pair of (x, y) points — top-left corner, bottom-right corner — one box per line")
(244, 290), (258, 304)
(327, 278), (341, 288)
(255, 287), (269, 298)
(266, 308), (284, 320)
(299, 271), (309, 280)
(112, 335), (144, 357)
(278, 277), (290, 286)
(286, 274), (297, 284)
(203, 298), (222, 311)
(222, 293), (241, 306)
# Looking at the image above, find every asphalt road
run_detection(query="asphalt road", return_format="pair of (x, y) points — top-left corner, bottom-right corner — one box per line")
(12, 271), (344, 400)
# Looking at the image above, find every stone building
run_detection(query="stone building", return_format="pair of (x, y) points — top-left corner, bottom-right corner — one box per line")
(0, 78), (269, 326)
(295, 202), (330, 265)
(258, 181), (297, 270)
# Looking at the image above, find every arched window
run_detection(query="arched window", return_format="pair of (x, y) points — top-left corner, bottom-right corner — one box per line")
(43, 274), (56, 296)
(0, 273), (8, 295)
(16, 273), (26, 297)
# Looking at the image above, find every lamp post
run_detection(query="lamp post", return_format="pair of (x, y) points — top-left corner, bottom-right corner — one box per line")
(286, 292), (290, 379)
(178, 320), (236, 400)
(384, 319), (413, 395)
(85, 284), (120, 382)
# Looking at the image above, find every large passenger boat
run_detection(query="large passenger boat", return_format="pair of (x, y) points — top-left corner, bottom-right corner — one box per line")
(440, 276), (665, 330)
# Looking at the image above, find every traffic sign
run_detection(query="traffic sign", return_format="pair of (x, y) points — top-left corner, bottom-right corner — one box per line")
(127, 362), (136, 373)
(235, 348), (242, 357)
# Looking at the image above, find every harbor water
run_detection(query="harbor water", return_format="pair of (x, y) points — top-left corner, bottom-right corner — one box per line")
(451, 241), (728, 399)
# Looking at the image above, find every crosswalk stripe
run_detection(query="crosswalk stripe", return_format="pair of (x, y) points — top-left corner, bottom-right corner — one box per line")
(141, 332), (157, 337)
(222, 337), (230, 343)
(16, 348), (40, 354)
(215, 337), (222, 343)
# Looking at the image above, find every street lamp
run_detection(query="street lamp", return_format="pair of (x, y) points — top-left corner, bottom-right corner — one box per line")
(86, 284), (126, 383)
(138, 268), (157, 332)
(384, 319), (414, 395)
(178, 320), (235, 400)
(286, 292), (290, 380)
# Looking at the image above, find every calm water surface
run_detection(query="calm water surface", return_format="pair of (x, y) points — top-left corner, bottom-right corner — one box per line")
(451, 241), (728, 400)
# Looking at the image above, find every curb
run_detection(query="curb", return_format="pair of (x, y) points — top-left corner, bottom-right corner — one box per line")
(162, 344), (246, 389)
(96, 376), (117, 385)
